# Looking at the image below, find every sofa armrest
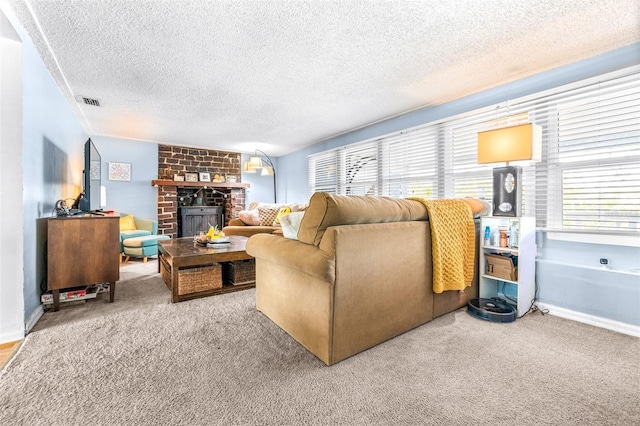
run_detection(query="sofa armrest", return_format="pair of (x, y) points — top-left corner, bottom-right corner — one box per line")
(134, 217), (158, 234)
(227, 218), (246, 226)
(246, 234), (335, 282)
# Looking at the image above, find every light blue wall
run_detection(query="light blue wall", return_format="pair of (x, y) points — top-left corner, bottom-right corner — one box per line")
(1, 7), (25, 343)
(91, 136), (158, 220)
(6, 0), (638, 335)
(276, 43), (640, 327)
(15, 12), (88, 323)
(536, 236), (640, 325)
(240, 153), (279, 206)
(277, 150), (309, 203)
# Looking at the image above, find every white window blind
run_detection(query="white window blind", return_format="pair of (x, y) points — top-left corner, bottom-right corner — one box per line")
(380, 126), (438, 198)
(548, 73), (640, 232)
(308, 151), (338, 195)
(342, 142), (378, 196)
(307, 66), (640, 235)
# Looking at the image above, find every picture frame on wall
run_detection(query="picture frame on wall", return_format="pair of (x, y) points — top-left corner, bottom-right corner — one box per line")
(108, 162), (131, 181)
(185, 173), (198, 182)
(199, 172), (211, 182)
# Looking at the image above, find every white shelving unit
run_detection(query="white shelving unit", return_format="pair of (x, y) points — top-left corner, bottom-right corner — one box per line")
(479, 216), (536, 317)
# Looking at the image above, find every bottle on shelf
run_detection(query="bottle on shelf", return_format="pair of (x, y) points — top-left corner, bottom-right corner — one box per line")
(499, 230), (508, 248)
(510, 221), (519, 248)
(491, 229), (500, 246)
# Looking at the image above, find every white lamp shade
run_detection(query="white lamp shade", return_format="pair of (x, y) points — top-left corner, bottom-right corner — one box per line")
(247, 156), (263, 170)
(477, 123), (542, 164)
(243, 161), (257, 173)
(261, 166), (274, 176)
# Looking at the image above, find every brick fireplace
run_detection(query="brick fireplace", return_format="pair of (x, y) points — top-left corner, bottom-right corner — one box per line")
(152, 145), (249, 239)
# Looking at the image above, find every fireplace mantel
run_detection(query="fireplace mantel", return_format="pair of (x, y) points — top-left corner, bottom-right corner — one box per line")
(154, 146), (248, 238)
(152, 180), (248, 238)
(151, 179), (250, 189)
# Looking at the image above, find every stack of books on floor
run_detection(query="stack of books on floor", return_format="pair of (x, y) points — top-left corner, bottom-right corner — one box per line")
(41, 283), (109, 305)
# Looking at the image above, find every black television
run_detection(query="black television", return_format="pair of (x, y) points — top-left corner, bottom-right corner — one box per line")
(78, 138), (102, 212)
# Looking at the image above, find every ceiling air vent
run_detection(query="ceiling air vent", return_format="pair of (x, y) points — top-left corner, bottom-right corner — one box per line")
(81, 97), (101, 107)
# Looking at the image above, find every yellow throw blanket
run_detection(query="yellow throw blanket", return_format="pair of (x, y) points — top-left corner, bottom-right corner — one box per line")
(408, 198), (476, 293)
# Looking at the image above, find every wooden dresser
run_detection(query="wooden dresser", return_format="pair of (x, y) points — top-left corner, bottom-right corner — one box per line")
(45, 215), (120, 311)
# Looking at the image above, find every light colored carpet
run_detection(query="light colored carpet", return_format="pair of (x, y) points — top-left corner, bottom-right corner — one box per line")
(1, 260), (638, 426)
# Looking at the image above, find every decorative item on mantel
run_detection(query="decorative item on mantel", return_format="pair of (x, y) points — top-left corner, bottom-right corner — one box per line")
(151, 179), (250, 189)
(173, 174), (184, 181)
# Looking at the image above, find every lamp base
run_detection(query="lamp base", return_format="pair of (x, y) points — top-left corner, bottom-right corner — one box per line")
(492, 166), (522, 217)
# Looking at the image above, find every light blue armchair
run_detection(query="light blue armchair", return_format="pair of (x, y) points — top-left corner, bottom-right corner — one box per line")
(119, 214), (170, 263)
(119, 213), (158, 253)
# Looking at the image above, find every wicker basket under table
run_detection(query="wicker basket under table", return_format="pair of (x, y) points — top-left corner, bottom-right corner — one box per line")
(160, 257), (222, 296)
(157, 236), (254, 303)
(222, 259), (255, 285)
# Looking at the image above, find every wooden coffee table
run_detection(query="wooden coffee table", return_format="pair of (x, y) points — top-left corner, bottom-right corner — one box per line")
(158, 235), (255, 303)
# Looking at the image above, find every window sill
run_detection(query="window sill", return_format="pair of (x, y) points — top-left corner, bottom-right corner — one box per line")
(542, 230), (640, 247)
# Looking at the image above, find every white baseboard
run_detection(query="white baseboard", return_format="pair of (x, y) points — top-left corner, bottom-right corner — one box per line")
(537, 303), (640, 338)
(25, 305), (44, 334)
(0, 329), (24, 344)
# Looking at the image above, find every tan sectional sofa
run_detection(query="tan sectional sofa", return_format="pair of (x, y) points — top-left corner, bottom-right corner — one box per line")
(222, 218), (279, 237)
(246, 192), (480, 365)
(223, 201), (306, 237)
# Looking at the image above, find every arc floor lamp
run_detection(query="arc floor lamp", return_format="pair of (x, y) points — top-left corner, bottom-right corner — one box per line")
(243, 149), (277, 203)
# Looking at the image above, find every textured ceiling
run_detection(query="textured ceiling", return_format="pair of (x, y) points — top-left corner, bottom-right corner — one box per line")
(6, 0), (640, 156)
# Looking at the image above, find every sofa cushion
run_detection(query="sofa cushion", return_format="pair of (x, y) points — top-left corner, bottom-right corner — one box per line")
(258, 206), (281, 226)
(298, 193), (429, 246)
(122, 234), (170, 248)
(237, 209), (260, 226)
(120, 229), (152, 240)
(222, 225), (278, 238)
(119, 215), (137, 231)
(279, 211), (305, 240)
(274, 206), (292, 225)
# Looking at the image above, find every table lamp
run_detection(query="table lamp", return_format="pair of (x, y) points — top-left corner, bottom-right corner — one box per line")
(477, 123), (541, 216)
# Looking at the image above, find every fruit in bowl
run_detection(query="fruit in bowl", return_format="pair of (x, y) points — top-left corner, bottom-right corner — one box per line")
(206, 224), (225, 241)
(195, 224), (226, 244)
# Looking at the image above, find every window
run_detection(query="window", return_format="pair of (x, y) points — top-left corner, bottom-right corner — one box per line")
(380, 126), (438, 198)
(343, 142), (378, 196)
(308, 151), (338, 194)
(308, 66), (640, 235)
